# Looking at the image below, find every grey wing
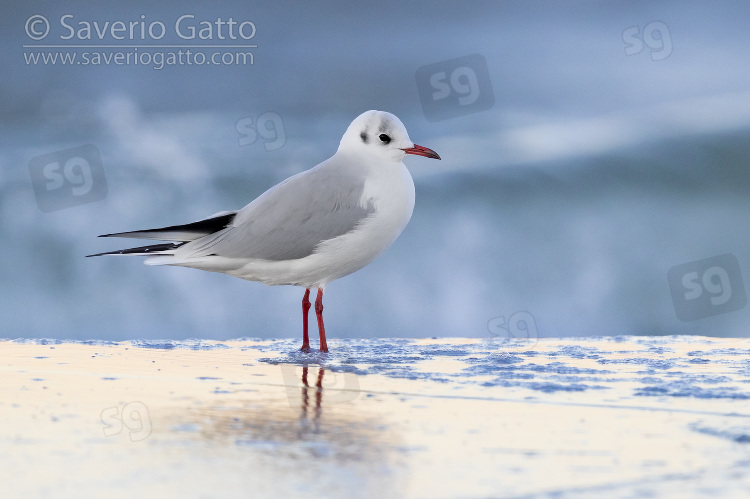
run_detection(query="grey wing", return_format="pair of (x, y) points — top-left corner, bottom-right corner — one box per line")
(184, 166), (375, 261)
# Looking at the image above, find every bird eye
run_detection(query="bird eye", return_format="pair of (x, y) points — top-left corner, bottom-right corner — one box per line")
(379, 134), (391, 144)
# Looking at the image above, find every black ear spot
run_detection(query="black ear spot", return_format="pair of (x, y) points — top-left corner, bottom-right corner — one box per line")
(379, 134), (391, 144)
(360, 131), (368, 143)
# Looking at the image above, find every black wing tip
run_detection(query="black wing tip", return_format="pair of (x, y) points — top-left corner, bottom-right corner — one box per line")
(98, 232), (133, 238)
(85, 249), (132, 258)
(96, 212), (237, 240)
(98, 231), (146, 238)
(85, 242), (183, 258)
(86, 250), (119, 257)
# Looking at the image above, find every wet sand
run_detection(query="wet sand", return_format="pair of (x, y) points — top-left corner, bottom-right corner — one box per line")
(2, 336), (749, 498)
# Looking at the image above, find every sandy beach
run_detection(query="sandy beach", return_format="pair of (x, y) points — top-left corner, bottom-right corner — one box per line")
(2, 336), (749, 498)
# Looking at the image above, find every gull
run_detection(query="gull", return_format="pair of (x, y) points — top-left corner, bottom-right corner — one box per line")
(88, 110), (440, 352)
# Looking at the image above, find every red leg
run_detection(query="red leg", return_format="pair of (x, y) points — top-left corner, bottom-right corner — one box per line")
(300, 289), (311, 352)
(315, 288), (328, 353)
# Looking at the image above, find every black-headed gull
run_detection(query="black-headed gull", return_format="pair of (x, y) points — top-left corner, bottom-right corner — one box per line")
(88, 110), (440, 352)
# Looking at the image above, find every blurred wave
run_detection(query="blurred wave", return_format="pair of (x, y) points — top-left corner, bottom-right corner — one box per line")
(2, 92), (750, 340)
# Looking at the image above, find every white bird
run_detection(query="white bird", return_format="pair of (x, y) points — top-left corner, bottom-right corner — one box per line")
(88, 110), (440, 352)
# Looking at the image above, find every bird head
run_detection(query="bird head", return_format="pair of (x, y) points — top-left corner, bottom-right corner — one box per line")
(338, 110), (441, 163)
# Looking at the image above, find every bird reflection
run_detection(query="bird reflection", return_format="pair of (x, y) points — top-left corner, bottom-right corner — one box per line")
(300, 365), (325, 432)
(170, 361), (396, 481)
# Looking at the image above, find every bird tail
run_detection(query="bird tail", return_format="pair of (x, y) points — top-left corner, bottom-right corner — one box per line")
(86, 210), (238, 264)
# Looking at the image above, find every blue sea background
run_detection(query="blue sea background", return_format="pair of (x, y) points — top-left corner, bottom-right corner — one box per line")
(2, 1), (750, 340)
